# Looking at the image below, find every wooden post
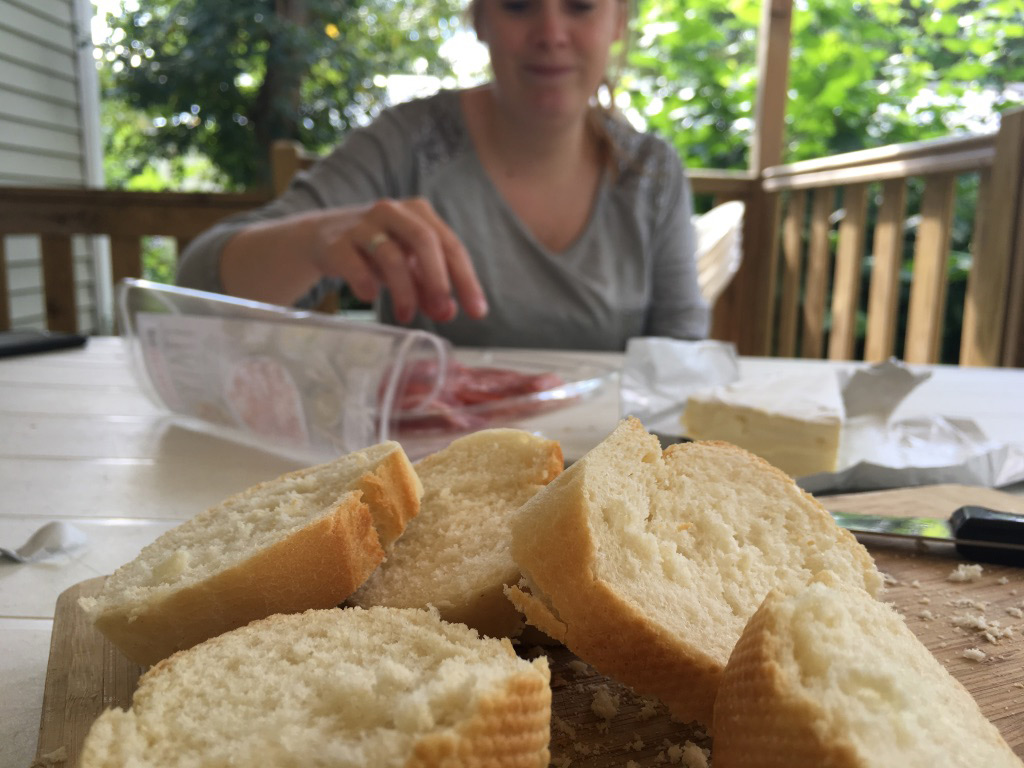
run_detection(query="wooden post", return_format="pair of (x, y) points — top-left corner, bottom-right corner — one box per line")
(111, 236), (143, 285)
(271, 139), (307, 197)
(1004, 151), (1024, 367)
(0, 237), (9, 331)
(961, 107), (1024, 366)
(41, 235), (77, 333)
(729, 0), (793, 355)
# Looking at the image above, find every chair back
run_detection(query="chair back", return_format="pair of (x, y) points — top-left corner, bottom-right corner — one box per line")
(271, 140), (318, 197)
(693, 201), (745, 304)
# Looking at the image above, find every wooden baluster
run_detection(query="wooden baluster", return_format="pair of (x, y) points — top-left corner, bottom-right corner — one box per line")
(110, 236), (143, 285)
(41, 235), (77, 333)
(109, 236), (143, 334)
(775, 190), (805, 357)
(828, 182), (870, 360)
(176, 237), (192, 263)
(801, 188), (834, 359)
(0, 237), (10, 331)
(864, 179), (908, 362)
(759, 191), (783, 353)
(905, 173), (956, 363)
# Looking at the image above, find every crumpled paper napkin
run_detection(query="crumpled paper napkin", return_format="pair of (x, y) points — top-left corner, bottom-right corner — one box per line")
(619, 337), (739, 434)
(1, 522), (88, 564)
(802, 360), (1024, 493)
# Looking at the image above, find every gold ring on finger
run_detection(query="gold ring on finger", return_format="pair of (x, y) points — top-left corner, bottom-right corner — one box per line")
(365, 232), (390, 255)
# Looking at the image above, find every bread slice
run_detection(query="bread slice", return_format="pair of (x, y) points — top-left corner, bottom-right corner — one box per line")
(349, 429), (563, 638)
(713, 575), (1023, 767)
(80, 606), (552, 768)
(79, 441), (422, 666)
(505, 417), (882, 729)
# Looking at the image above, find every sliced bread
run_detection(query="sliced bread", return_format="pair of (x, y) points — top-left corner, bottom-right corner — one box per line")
(505, 417), (882, 729)
(80, 606), (552, 768)
(79, 441), (422, 666)
(713, 574), (1023, 767)
(349, 429), (563, 638)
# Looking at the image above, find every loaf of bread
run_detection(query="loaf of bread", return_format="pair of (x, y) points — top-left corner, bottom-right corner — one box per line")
(79, 441), (422, 666)
(505, 417), (882, 729)
(713, 574), (1023, 767)
(80, 606), (552, 768)
(349, 429), (563, 638)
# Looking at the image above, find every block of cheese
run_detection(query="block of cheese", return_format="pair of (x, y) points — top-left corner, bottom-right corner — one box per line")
(681, 370), (844, 477)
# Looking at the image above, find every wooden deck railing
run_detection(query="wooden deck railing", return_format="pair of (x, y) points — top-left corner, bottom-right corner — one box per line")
(2, 109), (1022, 367)
(0, 188), (269, 333)
(745, 107), (1024, 367)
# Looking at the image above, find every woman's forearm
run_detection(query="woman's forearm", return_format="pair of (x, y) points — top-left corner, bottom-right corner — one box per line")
(218, 209), (358, 305)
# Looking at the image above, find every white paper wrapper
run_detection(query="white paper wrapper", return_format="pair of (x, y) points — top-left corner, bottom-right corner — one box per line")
(621, 346), (1024, 493)
(802, 361), (1024, 492)
(619, 338), (740, 434)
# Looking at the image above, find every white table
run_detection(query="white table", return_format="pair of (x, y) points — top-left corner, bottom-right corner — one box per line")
(3, 337), (1024, 768)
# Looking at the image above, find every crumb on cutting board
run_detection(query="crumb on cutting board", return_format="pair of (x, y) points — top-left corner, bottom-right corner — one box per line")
(591, 685), (620, 720)
(948, 564), (984, 583)
(30, 747), (67, 768)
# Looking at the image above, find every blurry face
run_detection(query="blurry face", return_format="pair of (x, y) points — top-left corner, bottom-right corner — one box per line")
(474, 0), (626, 124)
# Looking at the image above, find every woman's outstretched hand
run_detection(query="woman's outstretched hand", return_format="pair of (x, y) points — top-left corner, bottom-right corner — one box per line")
(310, 197), (488, 325)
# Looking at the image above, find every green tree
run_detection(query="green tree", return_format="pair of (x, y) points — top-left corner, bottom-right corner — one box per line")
(99, 0), (464, 190)
(624, 0), (1024, 169)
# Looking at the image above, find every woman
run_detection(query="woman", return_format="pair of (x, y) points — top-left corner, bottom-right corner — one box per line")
(177, 0), (709, 350)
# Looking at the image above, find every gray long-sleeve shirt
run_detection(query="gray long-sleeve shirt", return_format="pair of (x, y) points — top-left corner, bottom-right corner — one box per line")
(177, 89), (709, 351)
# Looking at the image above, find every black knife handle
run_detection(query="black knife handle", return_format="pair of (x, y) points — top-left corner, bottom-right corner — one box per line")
(951, 506), (1024, 567)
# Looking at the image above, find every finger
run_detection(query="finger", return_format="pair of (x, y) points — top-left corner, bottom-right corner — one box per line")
(319, 230), (381, 303)
(351, 223), (418, 325)
(413, 201), (488, 320)
(367, 199), (456, 323)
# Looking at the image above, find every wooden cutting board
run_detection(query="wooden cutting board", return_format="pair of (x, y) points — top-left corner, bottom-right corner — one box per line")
(34, 484), (1024, 767)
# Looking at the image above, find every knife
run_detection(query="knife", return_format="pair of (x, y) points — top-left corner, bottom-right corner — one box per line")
(829, 505), (1024, 566)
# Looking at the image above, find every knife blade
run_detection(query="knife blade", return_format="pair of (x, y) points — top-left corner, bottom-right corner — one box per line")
(829, 505), (1024, 566)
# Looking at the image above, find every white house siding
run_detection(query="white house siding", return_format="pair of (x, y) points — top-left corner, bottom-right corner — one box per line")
(0, 0), (101, 332)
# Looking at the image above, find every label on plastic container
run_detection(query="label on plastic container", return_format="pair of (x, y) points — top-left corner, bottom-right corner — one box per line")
(134, 312), (394, 454)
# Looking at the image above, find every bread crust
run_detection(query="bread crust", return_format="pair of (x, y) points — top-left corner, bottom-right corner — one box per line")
(508, 418), (881, 730)
(407, 660), (552, 768)
(356, 447), (424, 549)
(509, 465), (723, 726)
(714, 581), (1024, 768)
(86, 444), (422, 666)
(712, 591), (864, 768)
(81, 607), (552, 768)
(351, 430), (563, 639)
(92, 495), (384, 666)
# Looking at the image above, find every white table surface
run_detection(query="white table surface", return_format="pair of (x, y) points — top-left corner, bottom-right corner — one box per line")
(3, 337), (1024, 767)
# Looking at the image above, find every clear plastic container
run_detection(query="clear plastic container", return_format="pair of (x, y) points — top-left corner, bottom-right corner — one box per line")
(117, 280), (614, 461)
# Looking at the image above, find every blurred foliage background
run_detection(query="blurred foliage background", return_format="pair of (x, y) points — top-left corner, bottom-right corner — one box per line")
(96, 0), (1023, 189)
(94, 0), (1023, 360)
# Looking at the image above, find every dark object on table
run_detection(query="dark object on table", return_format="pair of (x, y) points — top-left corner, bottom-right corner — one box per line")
(0, 330), (88, 358)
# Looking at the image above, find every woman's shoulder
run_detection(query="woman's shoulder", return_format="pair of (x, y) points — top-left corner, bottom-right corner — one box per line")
(372, 89), (470, 160)
(603, 114), (684, 176)
(602, 113), (686, 211)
